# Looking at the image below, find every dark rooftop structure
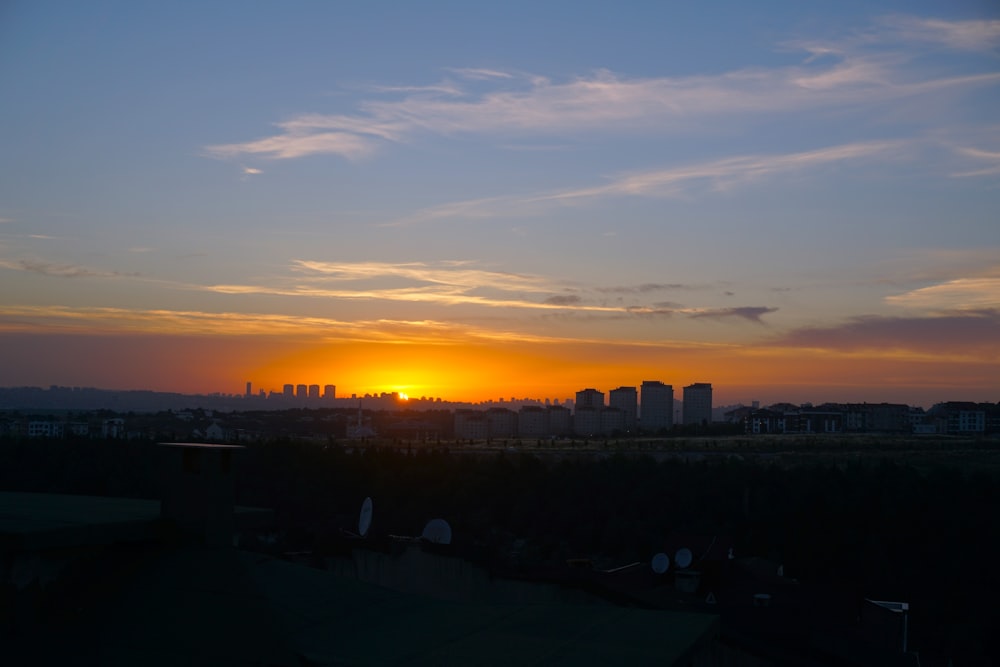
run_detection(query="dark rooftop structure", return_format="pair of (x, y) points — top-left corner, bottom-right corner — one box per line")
(2, 443), (722, 665)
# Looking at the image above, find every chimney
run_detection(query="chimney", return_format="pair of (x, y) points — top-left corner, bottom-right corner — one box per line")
(159, 443), (244, 547)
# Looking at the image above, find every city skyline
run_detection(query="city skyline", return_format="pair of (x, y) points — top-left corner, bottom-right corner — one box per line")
(4, 378), (993, 414)
(1, 2), (998, 407)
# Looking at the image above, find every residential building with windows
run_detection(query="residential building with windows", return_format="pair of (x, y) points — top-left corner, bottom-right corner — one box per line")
(608, 386), (637, 433)
(682, 383), (713, 426)
(640, 381), (673, 433)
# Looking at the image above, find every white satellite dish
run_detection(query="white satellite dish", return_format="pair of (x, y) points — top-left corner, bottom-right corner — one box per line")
(358, 497), (373, 537)
(421, 518), (452, 545)
(651, 552), (670, 574)
(674, 547), (693, 569)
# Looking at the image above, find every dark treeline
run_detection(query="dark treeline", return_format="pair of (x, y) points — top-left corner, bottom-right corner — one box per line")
(2, 437), (997, 664)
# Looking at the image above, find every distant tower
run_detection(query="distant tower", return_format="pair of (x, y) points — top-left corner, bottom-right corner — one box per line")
(308, 384), (320, 399)
(283, 384), (294, 398)
(683, 383), (713, 426)
(245, 381), (252, 398)
(609, 386), (638, 432)
(640, 381), (674, 432)
(323, 384), (336, 400)
(296, 384), (307, 399)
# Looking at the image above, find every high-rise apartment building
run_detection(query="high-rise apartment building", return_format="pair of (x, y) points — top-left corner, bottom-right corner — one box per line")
(640, 381), (673, 433)
(283, 384), (294, 398)
(296, 384), (308, 399)
(575, 388), (605, 410)
(609, 386), (638, 432)
(683, 383), (713, 426)
(323, 385), (336, 399)
(308, 384), (320, 399)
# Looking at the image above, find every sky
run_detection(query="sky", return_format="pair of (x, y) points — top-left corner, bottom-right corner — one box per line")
(1, 1), (998, 408)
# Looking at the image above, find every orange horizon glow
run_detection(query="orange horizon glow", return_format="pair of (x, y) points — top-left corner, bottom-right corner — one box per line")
(0, 331), (996, 409)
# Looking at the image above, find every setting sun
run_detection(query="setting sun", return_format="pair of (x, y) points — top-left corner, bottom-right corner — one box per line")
(398, 392), (409, 401)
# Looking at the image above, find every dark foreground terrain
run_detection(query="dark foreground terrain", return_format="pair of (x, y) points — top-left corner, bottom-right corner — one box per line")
(2, 435), (998, 665)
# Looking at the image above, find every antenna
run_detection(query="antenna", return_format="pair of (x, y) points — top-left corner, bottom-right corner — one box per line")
(358, 497), (373, 537)
(421, 518), (452, 545)
(651, 552), (670, 574)
(674, 547), (693, 569)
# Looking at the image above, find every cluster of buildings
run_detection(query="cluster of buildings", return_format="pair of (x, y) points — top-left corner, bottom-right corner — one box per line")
(728, 401), (1000, 436)
(18, 418), (126, 440)
(249, 382), (336, 401)
(4, 381), (999, 442)
(454, 382), (713, 440)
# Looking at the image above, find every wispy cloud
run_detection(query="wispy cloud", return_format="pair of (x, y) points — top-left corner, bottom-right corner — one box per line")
(877, 15), (1000, 52)
(0, 258), (138, 279)
(0, 304), (589, 345)
(445, 67), (515, 80)
(205, 129), (378, 160)
(201, 281), (618, 312)
(950, 145), (1000, 177)
(596, 283), (701, 294)
(543, 294), (582, 306)
(291, 259), (557, 293)
(203, 15), (1000, 163)
(689, 307), (778, 323)
(886, 274), (1000, 310)
(384, 140), (906, 225)
(540, 141), (905, 201)
(196, 259), (607, 311)
(772, 309), (1000, 357)
(181, 259), (777, 325)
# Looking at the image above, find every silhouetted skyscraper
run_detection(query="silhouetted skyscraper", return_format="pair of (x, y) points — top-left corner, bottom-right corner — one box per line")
(683, 383), (713, 426)
(609, 386), (637, 432)
(640, 381), (673, 433)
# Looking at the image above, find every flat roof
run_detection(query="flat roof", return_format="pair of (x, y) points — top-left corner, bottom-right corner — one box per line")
(0, 492), (160, 551)
(0, 491), (270, 552)
(248, 553), (719, 666)
(158, 442), (245, 449)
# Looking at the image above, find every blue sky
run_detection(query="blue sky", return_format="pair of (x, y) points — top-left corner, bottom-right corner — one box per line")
(1, 1), (998, 405)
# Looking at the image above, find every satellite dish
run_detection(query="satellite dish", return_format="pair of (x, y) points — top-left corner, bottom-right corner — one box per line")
(358, 497), (373, 537)
(421, 518), (452, 545)
(651, 552), (670, 574)
(675, 547), (693, 569)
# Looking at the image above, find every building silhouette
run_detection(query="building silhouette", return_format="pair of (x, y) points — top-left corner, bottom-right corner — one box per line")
(575, 388), (604, 409)
(608, 386), (637, 433)
(683, 383), (713, 426)
(640, 381), (674, 433)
